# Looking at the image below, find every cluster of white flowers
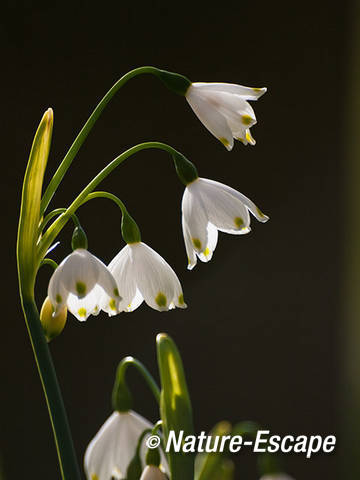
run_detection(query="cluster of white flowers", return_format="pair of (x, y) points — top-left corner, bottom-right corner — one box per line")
(47, 175), (268, 321)
(46, 80), (268, 324)
(45, 78), (271, 480)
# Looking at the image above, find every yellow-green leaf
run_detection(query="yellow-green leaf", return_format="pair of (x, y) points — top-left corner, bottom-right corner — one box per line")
(17, 109), (53, 294)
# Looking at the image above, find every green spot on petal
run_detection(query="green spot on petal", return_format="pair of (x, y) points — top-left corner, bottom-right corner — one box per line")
(256, 207), (266, 218)
(113, 288), (120, 297)
(178, 294), (185, 305)
(192, 238), (202, 250)
(91, 475), (99, 480)
(252, 87), (263, 92)
(155, 292), (167, 308)
(234, 217), (244, 228)
(109, 298), (116, 311)
(55, 294), (62, 303)
(203, 247), (210, 257)
(219, 137), (230, 147)
(241, 114), (253, 126)
(78, 308), (87, 318)
(76, 281), (86, 296)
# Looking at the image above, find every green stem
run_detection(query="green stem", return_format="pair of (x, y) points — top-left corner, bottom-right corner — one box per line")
(20, 294), (81, 480)
(40, 258), (59, 270)
(40, 66), (161, 215)
(81, 191), (127, 214)
(38, 141), (179, 260)
(117, 356), (160, 404)
(38, 209), (81, 235)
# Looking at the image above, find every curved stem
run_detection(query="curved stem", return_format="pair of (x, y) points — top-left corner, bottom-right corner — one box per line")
(81, 191), (127, 214)
(37, 141), (179, 261)
(20, 294), (81, 480)
(39, 209), (81, 236)
(117, 356), (160, 404)
(40, 258), (59, 270)
(40, 66), (160, 215)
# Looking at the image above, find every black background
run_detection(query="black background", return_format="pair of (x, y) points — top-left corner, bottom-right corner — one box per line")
(1, 1), (352, 479)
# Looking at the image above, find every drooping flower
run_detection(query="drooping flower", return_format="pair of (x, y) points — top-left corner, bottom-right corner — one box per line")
(140, 465), (168, 480)
(102, 242), (186, 313)
(48, 248), (121, 321)
(185, 82), (266, 150)
(84, 410), (168, 480)
(181, 177), (269, 269)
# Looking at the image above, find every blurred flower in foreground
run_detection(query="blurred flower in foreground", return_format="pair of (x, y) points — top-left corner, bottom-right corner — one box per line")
(185, 82), (267, 150)
(48, 248), (121, 321)
(84, 410), (151, 480)
(103, 242), (186, 313)
(140, 465), (168, 480)
(182, 177), (269, 269)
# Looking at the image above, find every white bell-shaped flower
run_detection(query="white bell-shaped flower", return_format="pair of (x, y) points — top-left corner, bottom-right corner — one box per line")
(186, 82), (266, 150)
(48, 248), (121, 321)
(84, 410), (168, 480)
(182, 177), (269, 270)
(102, 242), (186, 313)
(140, 465), (168, 480)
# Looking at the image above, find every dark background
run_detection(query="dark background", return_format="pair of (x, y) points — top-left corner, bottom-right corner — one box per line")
(1, 1), (353, 479)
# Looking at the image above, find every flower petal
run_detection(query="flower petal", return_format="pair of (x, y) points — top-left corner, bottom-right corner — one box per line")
(186, 85), (234, 150)
(181, 214), (197, 270)
(131, 243), (184, 312)
(106, 245), (142, 313)
(182, 181), (210, 255)
(60, 249), (100, 298)
(140, 465), (168, 480)
(198, 222), (219, 262)
(48, 263), (68, 314)
(197, 178), (252, 234)
(191, 82), (267, 100)
(67, 285), (102, 321)
(201, 178), (269, 223)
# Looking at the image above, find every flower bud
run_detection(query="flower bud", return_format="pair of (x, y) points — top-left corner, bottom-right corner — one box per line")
(40, 296), (67, 341)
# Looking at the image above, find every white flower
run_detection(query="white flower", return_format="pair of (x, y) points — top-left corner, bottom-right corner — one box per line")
(182, 177), (269, 269)
(140, 465), (168, 480)
(260, 475), (295, 480)
(84, 410), (168, 480)
(48, 248), (121, 321)
(185, 82), (266, 150)
(102, 242), (186, 313)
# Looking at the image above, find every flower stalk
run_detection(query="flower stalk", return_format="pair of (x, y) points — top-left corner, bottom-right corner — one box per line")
(17, 110), (81, 480)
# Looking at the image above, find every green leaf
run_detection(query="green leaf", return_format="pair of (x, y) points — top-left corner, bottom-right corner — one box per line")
(156, 333), (195, 480)
(17, 109), (53, 294)
(195, 421), (232, 480)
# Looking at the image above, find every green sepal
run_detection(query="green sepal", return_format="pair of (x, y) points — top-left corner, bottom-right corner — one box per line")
(155, 69), (192, 96)
(126, 452), (143, 480)
(71, 226), (88, 250)
(17, 109), (53, 295)
(121, 210), (141, 244)
(156, 333), (195, 480)
(195, 421), (232, 480)
(146, 447), (161, 467)
(173, 151), (198, 186)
